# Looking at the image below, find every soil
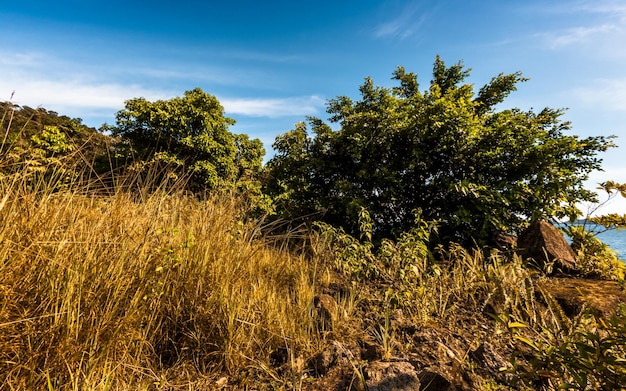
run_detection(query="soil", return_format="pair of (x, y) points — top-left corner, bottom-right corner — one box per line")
(295, 276), (626, 390)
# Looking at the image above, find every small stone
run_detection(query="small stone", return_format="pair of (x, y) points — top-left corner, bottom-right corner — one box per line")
(309, 342), (341, 376)
(365, 361), (421, 391)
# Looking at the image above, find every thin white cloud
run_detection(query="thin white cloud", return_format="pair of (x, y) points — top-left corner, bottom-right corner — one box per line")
(533, 0), (626, 18)
(533, 0), (626, 50)
(570, 78), (626, 112)
(222, 96), (325, 118)
(0, 48), (325, 124)
(373, 3), (427, 40)
(0, 65), (171, 122)
(0, 50), (169, 112)
(0, 51), (44, 67)
(568, 1), (626, 17)
(546, 24), (619, 47)
(2, 76), (325, 121)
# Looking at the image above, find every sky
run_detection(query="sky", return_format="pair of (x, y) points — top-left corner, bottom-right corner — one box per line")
(1, 0), (626, 214)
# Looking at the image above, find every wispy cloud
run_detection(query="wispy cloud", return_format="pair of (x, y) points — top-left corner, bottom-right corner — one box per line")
(0, 51), (45, 67)
(222, 96), (325, 118)
(535, 0), (626, 49)
(0, 50), (168, 109)
(568, 1), (626, 17)
(532, 0), (626, 19)
(0, 53), (171, 123)
(2, 75), (325, 122)
(570, 78), (626, 112)
(0, 49), (325, 125)
(2, 78), (168, 112)
(546, 24), (619, 47)
(373, 2), (428, 40)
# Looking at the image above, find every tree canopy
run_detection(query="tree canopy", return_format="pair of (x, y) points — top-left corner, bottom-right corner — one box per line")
(265, 57), (615, 245)
(110, 88), (265, 195)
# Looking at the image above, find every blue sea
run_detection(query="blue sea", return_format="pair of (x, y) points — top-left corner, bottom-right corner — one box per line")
(593, 229), (626, 259)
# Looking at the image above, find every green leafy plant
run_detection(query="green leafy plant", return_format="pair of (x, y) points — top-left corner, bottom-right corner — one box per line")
(565, 224), (626, 280)
(509, 316), (626, 391)
(266, 56), (615, 244)
(494, 306), (626, 390)
(108, 88), (269, 211)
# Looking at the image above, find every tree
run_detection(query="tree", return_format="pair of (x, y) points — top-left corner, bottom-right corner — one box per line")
(265, 57), (615, 245)
(110, 88), (265, 194)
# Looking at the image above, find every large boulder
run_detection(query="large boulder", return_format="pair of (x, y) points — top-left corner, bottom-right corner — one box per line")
(518, 221), (577, 274)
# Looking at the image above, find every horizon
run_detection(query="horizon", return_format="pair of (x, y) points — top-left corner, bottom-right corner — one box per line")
(2, 0), (625, 214)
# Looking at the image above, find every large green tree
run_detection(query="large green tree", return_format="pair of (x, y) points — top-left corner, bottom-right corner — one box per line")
(111, 88), (265, 195)
(266, 57), (615, 244)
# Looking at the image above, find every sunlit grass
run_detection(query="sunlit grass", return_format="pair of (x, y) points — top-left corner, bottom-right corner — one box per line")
(0, 165), (323, 389)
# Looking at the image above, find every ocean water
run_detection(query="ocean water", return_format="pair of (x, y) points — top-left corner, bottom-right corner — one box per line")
(594, 229), (626, 259)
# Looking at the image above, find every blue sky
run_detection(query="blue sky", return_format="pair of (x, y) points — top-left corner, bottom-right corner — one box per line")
(2, 0), (626, 214)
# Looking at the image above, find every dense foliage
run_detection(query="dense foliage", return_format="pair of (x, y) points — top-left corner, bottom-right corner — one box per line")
(266, 57), (615, 244)
(109, 88), (266, 199)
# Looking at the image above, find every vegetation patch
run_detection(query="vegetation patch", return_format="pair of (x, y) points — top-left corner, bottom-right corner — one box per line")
(1, 57), (625, 390)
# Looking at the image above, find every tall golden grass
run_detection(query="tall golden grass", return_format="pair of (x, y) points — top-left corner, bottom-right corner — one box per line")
(0, 163), (326, 389)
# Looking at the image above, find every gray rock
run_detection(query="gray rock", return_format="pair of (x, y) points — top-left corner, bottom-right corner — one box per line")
(308, 340), (353, 376)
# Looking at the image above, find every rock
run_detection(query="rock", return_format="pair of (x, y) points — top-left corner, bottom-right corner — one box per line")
(364, 362), (421, 391)
(490, 230), (518, 250)
(308, 340), (354, 376)
(360, 339), (385, 361)
(313, 294), (338, 331)
(418, 369), (452, 390)
(304, 364), (356, 391)
(537, 277), (626, 318)
(518, 221), (577, 274)
(310, 346), (339, 376)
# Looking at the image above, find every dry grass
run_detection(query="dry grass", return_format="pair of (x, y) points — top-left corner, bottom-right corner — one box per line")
(0, 166), (324, 389)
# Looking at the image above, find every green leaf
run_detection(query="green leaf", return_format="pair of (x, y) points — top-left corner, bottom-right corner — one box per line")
(513, 335), (538, 350)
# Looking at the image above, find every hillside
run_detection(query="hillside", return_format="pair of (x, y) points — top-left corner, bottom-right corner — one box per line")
(1, 81), (625, 389)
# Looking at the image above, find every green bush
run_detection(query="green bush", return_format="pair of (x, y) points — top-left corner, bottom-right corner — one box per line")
(507, 309), (626, 390)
